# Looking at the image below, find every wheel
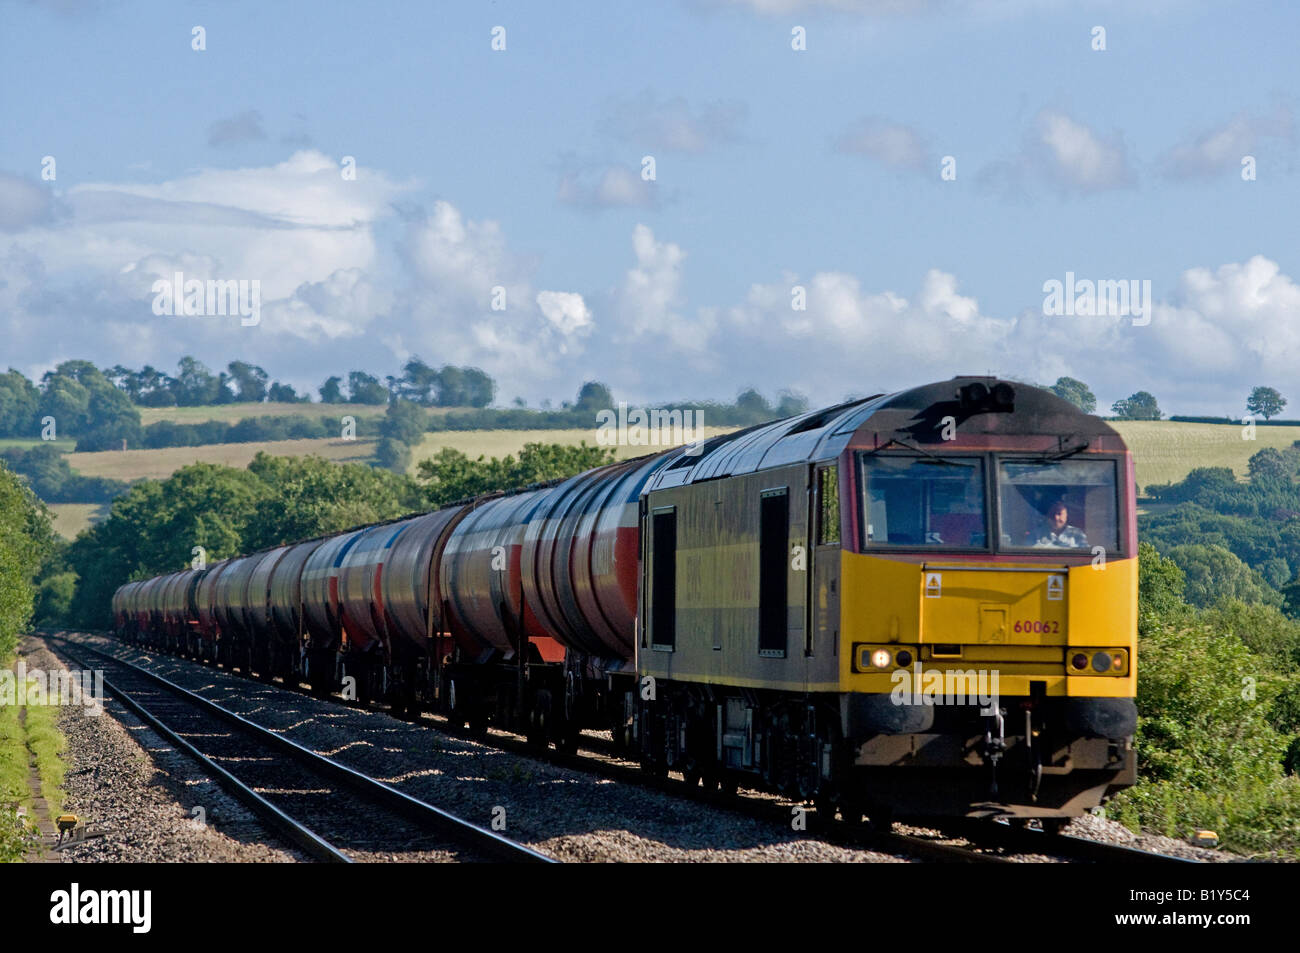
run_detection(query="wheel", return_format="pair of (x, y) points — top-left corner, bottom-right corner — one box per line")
(865, 804), (895, 833)
(683, 763), (702, 789)
(555, 726), (579, 756)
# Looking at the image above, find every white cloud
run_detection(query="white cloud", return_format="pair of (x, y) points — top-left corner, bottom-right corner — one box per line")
(1159, 106), (1294, 179)
(2, 150), (1294, 414)
(597, 90), (747, 154)
(0, 173), (58, 231)
(835, 118), (930, 171)
(536, 291), (593, 336)
(1034, 110), (1133, 192)
(557, 163), (659, 209)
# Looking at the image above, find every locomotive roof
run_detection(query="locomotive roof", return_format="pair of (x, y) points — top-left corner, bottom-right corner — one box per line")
(643, 376), (1121, 490)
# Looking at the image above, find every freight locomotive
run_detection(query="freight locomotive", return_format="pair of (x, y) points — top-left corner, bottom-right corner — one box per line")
(112, 377), (1138, 829)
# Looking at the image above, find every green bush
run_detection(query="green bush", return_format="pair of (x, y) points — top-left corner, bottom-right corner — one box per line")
(1110, 544), (1300, 856)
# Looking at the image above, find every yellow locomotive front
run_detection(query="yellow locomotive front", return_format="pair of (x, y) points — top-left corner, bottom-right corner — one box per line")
(830, 379), (1138, 823)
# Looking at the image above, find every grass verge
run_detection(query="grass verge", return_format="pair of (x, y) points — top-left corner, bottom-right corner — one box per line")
(0, 655), (69, 861)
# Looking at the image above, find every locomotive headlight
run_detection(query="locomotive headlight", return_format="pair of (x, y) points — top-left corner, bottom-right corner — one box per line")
(871, 649), (892, 669)
(895, 649), (913, 667)
(1069, 648), (1127, 675)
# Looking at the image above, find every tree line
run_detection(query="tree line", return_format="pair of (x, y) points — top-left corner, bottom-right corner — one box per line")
(1041, 377), (1288, 422)
(0, 357), (500, 448)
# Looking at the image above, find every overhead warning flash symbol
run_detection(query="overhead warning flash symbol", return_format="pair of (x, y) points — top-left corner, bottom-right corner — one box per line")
(1047, 575), (1065, 601)
(925, 572), (942, 598)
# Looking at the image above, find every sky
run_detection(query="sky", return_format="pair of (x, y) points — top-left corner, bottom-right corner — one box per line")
(0, 0), (1296, 415)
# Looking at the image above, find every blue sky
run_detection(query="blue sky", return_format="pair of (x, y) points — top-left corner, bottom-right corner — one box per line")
(1, 0), (1296, 414)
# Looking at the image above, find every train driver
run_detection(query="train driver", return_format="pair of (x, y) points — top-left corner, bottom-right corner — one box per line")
(1035, 500), (1087, 548)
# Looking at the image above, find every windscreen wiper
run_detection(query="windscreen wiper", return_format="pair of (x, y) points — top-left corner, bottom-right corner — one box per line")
(868, 437), (974, 467)
(1030, 437), (1091, 461)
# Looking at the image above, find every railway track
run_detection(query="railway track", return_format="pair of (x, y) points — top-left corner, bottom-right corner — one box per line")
(47, 636), (555, 865)
(61, 631), (1197, 865)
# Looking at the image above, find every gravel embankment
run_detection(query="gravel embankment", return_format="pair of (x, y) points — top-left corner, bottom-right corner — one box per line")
(21, 635), (298, 862)
(1062, 811), (1236, 862)
(49, 633), (907, 863)
(41, 631), (1242, 863)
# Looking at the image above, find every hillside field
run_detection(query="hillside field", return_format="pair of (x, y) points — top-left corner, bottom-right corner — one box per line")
(1113, 421), (1300, 492)
(46, 503), (108, 539)
(66, 426), (740, 485)
(68, 437), (379, 481)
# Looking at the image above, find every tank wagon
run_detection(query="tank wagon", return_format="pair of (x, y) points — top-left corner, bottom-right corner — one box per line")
(114, 377), (1137, 826)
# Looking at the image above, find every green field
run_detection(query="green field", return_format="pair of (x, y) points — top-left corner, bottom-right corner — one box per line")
(0, 438), (76, 452)
(68, 437), (379, 482)
(137, 401), (387, 426)
(405, 426), (739, 472)
(61, 426), (741, 486)
(46, 503), (109, 539)
(1113, 421), (1300, 492)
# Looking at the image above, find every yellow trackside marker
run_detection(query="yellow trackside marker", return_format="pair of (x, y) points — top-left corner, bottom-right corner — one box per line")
(1191, 831), (1219, 847)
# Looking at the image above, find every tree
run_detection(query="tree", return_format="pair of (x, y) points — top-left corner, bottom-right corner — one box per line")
(432, 366), (462, 406)
(381, 399), (427, 446)
(227, 361), (269, 403)
(39, 373), (92, 433)
(416, 442), (616, 508)
(374, 437), (412, 473)
(105, 365), (142, 402)
(1163, 543), (1282, 609)
(74, 383), (143, 451)
(1050, 376), (1097, 413)
(170, 357), (222, 406)
(1248, 447), (1293, 483)
(1137, 541), (1189, 636)
(0, 461), (55, 657)
(1111, 391), (1162, 420)
(347, 371), (389, 405)
(0, 369), (40, 438)
(775, 390), (810, 418)
(136, 365), (177, 406)
(63, 464), (270, 625)
(574, 381), (613, 414)
(460, 367), (495, 407)
(42, 360), (101, 388)
(1247, 386), (1287, 421)
(398, 358), (439, 405)
(243, 453), (421, 551)
(736, 388), (771, 420)
(319, 376), (344, 404)
(267, 381), (305, 402)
